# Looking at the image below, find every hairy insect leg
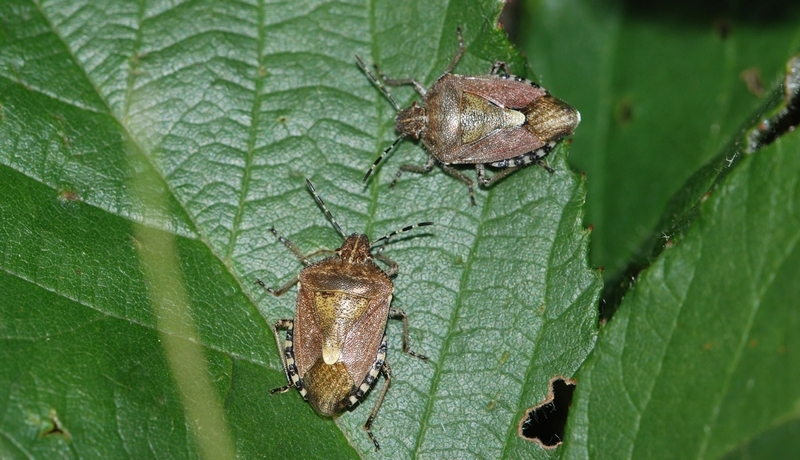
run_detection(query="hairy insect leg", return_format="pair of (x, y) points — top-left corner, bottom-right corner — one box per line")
(374, 252), (399, 277)
(476, 151), (556, 187)
(377, 71), (427, 96)
(537, 159), (555, 174)
(490, 60), (511, 76)
(390, 155), (436, 188)
(258, 221), (339, 296)
(389, 307), (428, 360)
(440, 163), (477, 206)
(442, 27), (466, 75)
(475, 163), (523, 188)
(257, 276), (298, 297)
(270, 319), (294, 394)
(364, 361), (393, 451)
(269, 227), (309, 265)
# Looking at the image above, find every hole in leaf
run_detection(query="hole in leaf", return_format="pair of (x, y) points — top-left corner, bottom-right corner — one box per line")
(518, 377), (576, 448)
(42, 409), (70, 439)
(747, 54), (800, 151)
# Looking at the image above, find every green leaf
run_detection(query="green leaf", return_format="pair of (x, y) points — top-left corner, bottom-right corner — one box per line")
(561, 111), (800, 458)
(0, 0), (600, 458)
(519, 0), (800, 278)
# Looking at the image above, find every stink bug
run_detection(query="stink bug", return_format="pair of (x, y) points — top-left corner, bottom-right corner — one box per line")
(358, 28), (580, 205)
(258, 179), (431, 451)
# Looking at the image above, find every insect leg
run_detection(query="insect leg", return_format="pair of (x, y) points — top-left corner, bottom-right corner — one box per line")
(490, 60), (511, 76)
(477, 147), (557, 187)
(257, 276), (298, 297)
(440, 163), (477, 206)
(537, 159), (555, 174)
(374, 253), (399, 277)
(269, 227), (310, 265)
(389, 307), (428, 360)
(442, 27), (466, 75)
(390, 154), (436, 188)
(476, 163), (522, 188)
(377, 71), (427, 97)
(363, 360), (392, 451)
(270, 319), (294, 394)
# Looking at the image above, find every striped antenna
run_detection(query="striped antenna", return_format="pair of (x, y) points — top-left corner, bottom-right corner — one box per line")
(305, 179), (347, 240)
(371, 222), (433, 250)
(363, 136), (403, 183)
(356, 55), (401, 111)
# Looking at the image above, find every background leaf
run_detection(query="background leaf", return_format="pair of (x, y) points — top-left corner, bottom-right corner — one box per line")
(561, 127), (800, 459)
(518, 0), (800, 279)
(511, 1), (800, 457)
(0, 0), (600, 458)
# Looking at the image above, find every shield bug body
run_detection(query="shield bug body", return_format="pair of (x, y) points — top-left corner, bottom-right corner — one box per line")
(259, 179), (431, 451)
(358, 29), (580, 205)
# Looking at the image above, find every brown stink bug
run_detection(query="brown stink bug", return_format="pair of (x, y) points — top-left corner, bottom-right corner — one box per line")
(258, 179), (431, 451)
(357, 28), (580, 205)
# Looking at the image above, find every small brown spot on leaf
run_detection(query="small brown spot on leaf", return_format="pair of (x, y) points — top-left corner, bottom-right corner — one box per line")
(616, 98), (633, 126)
(518, 377), (576, 449)
(741, 67), (765, 97)
(749, 339), (759, 348)
(497, 351), (510, 366)
(58, 189), (81, 204)
(487, 391), (501, 411)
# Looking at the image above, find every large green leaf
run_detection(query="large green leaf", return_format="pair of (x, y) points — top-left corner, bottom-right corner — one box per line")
(558, 48), (800, 458)
(0, 0), (600, 458)
(562, 126), (800, 459)
(519, 0), (800, 279)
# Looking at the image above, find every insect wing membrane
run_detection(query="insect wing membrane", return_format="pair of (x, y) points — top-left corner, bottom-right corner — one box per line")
(293, 280), (325, 376)
(341, 290), (392, 384)
(458, 75), (547, 110)
(453, 122), (546, 164)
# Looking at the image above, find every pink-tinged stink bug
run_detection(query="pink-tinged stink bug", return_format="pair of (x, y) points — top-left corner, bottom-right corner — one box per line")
(258, 179), (431, 451)
(357, 28), (580, 205)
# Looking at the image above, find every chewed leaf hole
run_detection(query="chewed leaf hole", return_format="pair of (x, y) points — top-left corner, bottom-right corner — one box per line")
(518, 377), (576, 448)
(42, 409), (70, 439)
